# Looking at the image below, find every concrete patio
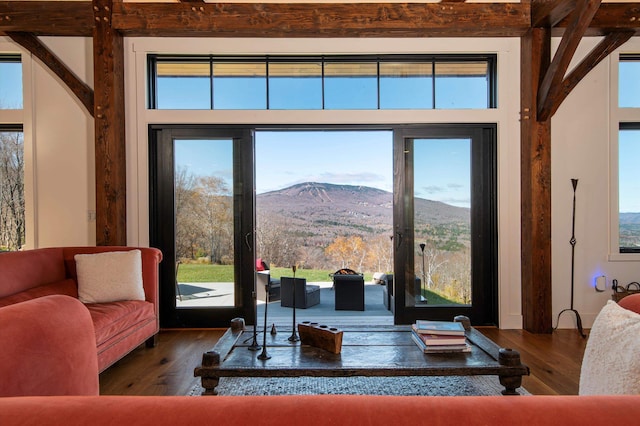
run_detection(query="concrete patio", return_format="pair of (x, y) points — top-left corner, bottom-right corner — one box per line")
(176, 281), (394, 326)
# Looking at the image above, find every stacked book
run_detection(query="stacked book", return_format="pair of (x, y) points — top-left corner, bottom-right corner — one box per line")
(411, 320), (471, 354)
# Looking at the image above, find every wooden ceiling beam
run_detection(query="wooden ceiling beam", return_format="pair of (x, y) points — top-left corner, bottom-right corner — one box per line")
(6, 32), (94, 116)
(111, 2), (530, 37)
(557, 3), (640, 36)
(1, 2), (639, 38)
(537, 0), (602, 121)
(532, 0), (576, 28)
(0, 2), (93, 36)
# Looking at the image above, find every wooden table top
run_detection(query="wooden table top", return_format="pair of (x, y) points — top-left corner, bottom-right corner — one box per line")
(195, 323), (529, 379)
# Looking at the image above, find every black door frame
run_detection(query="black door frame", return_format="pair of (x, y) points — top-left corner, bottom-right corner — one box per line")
(149, 125), (255, 328)
(149, 123), (497, 328)
(392, 124), (498, 326)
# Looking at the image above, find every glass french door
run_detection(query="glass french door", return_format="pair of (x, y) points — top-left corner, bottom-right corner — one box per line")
(150, 126), (255, 328)
(150, 124), (497, 328)
(392, 125), (497, 325)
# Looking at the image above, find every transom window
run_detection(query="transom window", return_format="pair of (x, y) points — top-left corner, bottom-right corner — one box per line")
(148, 55), (496, 110)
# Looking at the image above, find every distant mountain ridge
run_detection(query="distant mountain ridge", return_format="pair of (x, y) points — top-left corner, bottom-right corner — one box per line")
(257, 182), (469, 245)
(620, 213), (640, 225)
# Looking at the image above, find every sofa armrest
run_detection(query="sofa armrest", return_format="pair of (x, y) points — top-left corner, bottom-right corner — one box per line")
(0, 295), (99, 396)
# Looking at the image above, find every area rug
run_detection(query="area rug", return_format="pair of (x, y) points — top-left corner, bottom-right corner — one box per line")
(189, 375), (530, 396)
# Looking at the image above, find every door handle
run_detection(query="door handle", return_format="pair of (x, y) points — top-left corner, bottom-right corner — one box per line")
(245, 232), (252, 252)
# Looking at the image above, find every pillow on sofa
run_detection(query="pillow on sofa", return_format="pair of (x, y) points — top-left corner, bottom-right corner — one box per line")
(579, 300), (640, 395)
(75, 250), (145, 303)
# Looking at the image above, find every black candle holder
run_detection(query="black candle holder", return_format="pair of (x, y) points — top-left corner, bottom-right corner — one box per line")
(288, 265), (300, 343)
(257, 280), (271, 360)
(248, 277), (260, 351)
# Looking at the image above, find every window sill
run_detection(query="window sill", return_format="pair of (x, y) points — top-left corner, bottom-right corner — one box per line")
(608, 253), (640, 262)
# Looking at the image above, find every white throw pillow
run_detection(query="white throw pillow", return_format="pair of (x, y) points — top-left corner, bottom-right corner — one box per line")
(75, 250), (145, 303)
(579, 300), (640, 395)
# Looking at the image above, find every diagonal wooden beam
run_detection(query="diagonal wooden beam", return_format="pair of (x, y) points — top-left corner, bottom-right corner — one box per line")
(537, 0), (602, 121)
(532, 0), (576, 28)
(6, 31), (94, 117)
(547, 30), (634, 117)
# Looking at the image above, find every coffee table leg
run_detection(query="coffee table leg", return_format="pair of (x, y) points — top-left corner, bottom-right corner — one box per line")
(201, 377), (220, 395)
(498, 348), (525, 395)
(499, 374), (522, 395)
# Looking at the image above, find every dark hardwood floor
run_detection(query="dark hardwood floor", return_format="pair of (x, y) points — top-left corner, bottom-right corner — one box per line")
(99, 327), (588, 396)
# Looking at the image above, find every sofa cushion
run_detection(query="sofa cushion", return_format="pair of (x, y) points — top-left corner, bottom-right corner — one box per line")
(0, 279), (78, 308)
(75, 250), (145, 303)
(579, 300), (640, 395)
(86, 300), (155, 347)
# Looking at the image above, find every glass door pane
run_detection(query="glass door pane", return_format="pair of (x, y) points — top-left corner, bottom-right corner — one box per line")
(393, 125), (496, 326)
(410, 138), (471, 308)
(174, 139), (235, 309)
(151, 127), (254, 328)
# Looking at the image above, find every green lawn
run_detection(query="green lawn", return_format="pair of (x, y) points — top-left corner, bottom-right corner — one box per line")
(176, 263), (373, 283)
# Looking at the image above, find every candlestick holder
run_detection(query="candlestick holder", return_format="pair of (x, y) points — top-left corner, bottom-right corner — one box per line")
(288, 264), (300, 343)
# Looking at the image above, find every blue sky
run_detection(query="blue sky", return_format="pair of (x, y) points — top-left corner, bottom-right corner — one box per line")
(175, 131), (473, 208)
(619, 129), (640, 212)
(0, 61), (23, 109)
(2, 57), (638, 212)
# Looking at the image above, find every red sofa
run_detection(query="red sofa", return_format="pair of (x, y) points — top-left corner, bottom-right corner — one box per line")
(2, 282), (639, 425)
(1, 394), (640, 425)
(0, 246), (162, 376)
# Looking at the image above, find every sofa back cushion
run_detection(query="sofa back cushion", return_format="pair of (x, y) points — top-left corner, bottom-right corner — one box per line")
(618, 293), (640, 315)
(0, 279), (78, 308)
(0, 248), (66, 298)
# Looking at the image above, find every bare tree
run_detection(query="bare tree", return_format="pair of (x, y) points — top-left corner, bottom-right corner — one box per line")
(174, 167), (201, 260)
(364, 234), (393, 272)
(194, 176), (233, 264)
(256, 213), (302, 268)
(415, 242), (448, 291)
(0, 132), (24, 251)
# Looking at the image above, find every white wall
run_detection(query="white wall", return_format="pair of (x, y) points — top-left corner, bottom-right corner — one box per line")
(126, 37), (524, 328)
(0, 36), (95, 248)
(3, 34), (638, 329)
(551, 37), (640, 328)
